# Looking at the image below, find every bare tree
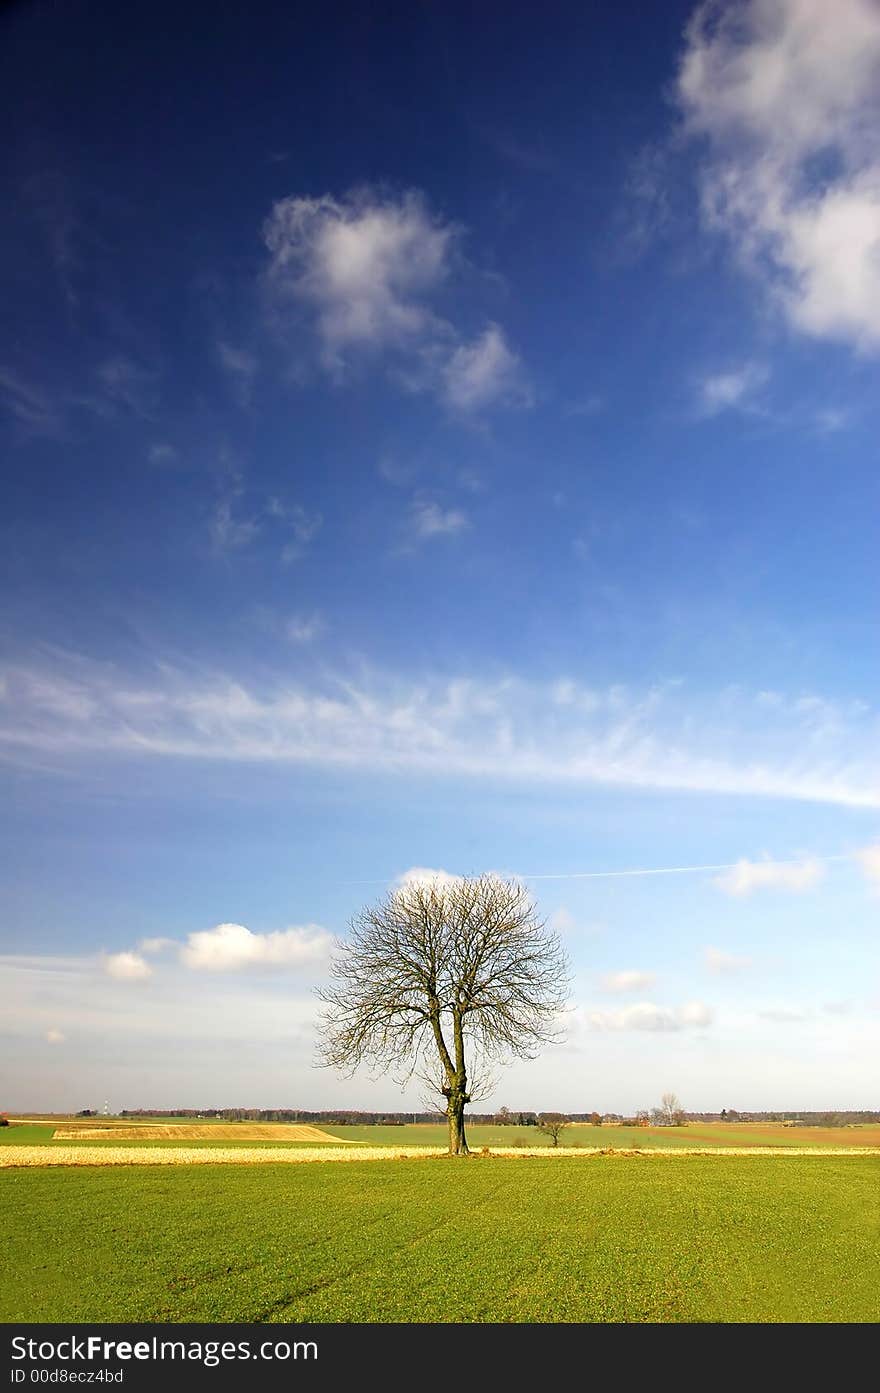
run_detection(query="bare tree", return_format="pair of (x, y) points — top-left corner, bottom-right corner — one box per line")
(537, 1112), (570, 1146)
(317, 874), (570, 1155)
(660, 1091), (686, 1126)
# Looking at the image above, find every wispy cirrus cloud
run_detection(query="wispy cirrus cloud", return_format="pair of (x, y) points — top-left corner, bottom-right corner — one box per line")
(209, 477), (321, 562)
(263, 186), (528, 411)
(0, 366), (65, 438)
(678, 0), (880, 352)
(4, 657), (879, 810)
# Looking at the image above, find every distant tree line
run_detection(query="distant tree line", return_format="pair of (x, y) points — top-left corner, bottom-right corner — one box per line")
(116, 1106), (880, 1126)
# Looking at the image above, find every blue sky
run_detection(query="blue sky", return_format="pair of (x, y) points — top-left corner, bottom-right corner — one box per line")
(2, 0), (879, 1113)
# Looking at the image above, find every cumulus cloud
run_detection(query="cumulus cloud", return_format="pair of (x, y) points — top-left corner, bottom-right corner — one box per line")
(712, 855), (824, 895)
(678, 0), (880, 351)
(600, 969), (657, 994)
(395, 867), (463, 890)
(704, 946), (754, 973)
(179, 922), (332, 972)
(589, 1001), (713, 1031)
(263, 187), (528, 409)
(264, 188), (454, 361)
(103, 951), (153, 982)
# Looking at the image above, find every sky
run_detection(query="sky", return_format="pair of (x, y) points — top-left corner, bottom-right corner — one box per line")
(1, 0), (879, 1115)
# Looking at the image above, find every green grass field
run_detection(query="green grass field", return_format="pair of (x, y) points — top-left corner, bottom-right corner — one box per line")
(5, 1120), (878, 1149)
(3, 1156), (879, 1322)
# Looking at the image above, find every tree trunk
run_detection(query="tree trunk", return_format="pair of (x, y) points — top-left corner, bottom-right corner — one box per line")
(447, 1090), (470, 1156)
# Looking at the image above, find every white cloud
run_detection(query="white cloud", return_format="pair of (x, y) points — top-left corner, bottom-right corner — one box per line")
(758, 1005), (809, 1023)
(442, 324), (528, 411)
(217, 342), (258, 407)
(589, 1001), (713, 1032)
(4, 659), (880, 809)
(209, 489), (321, 562)
(285, 613), (325, 643)
(210, 495), (260, 553)
(854, 842), (880, 887)
(550, 907), (575, 935)
(704, 946), (754, 974)
(264, 188), (454, 365)
(814, 406), (853, 433)
(395, 866), (463, 890)
(263, 187), (528, 409)
(678, 0), (880, 351)
(712, 855), (824, 896)
(148, 443), (178, 466)
(549, 908), (605, 937)
(94, 358), (156, 417)
(410, 499), (469, 540)
(600, 969), (657, 994)
(103, 951), (153, 982)
(46, 1028), (65, 1044)
(697, 361), (768, 414)
(138, 937), (175, 955)
(0, 366), (64, 437)
(179, 922), (332, 972)
(0, 952), (325, 1111)
(266, 498), (323, 563)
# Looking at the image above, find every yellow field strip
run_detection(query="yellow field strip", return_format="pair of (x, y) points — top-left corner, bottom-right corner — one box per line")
(49, 1124), (354, 1142)
(3, 1145), (880, 1168)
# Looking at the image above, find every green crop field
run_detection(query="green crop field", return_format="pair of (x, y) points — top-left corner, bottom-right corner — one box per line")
(6, 1119), (878, 1150)
(3, 1156), (879, 1323)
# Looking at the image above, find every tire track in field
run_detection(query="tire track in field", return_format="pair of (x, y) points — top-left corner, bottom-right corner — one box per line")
(252, 1172), (515, 1322)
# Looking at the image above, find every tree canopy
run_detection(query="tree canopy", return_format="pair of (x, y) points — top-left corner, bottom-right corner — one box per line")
(317, 873), (570, 1154)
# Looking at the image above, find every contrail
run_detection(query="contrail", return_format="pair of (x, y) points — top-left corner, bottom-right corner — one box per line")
(346, 853), (851, 886)
(521, 854), (850, 882)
